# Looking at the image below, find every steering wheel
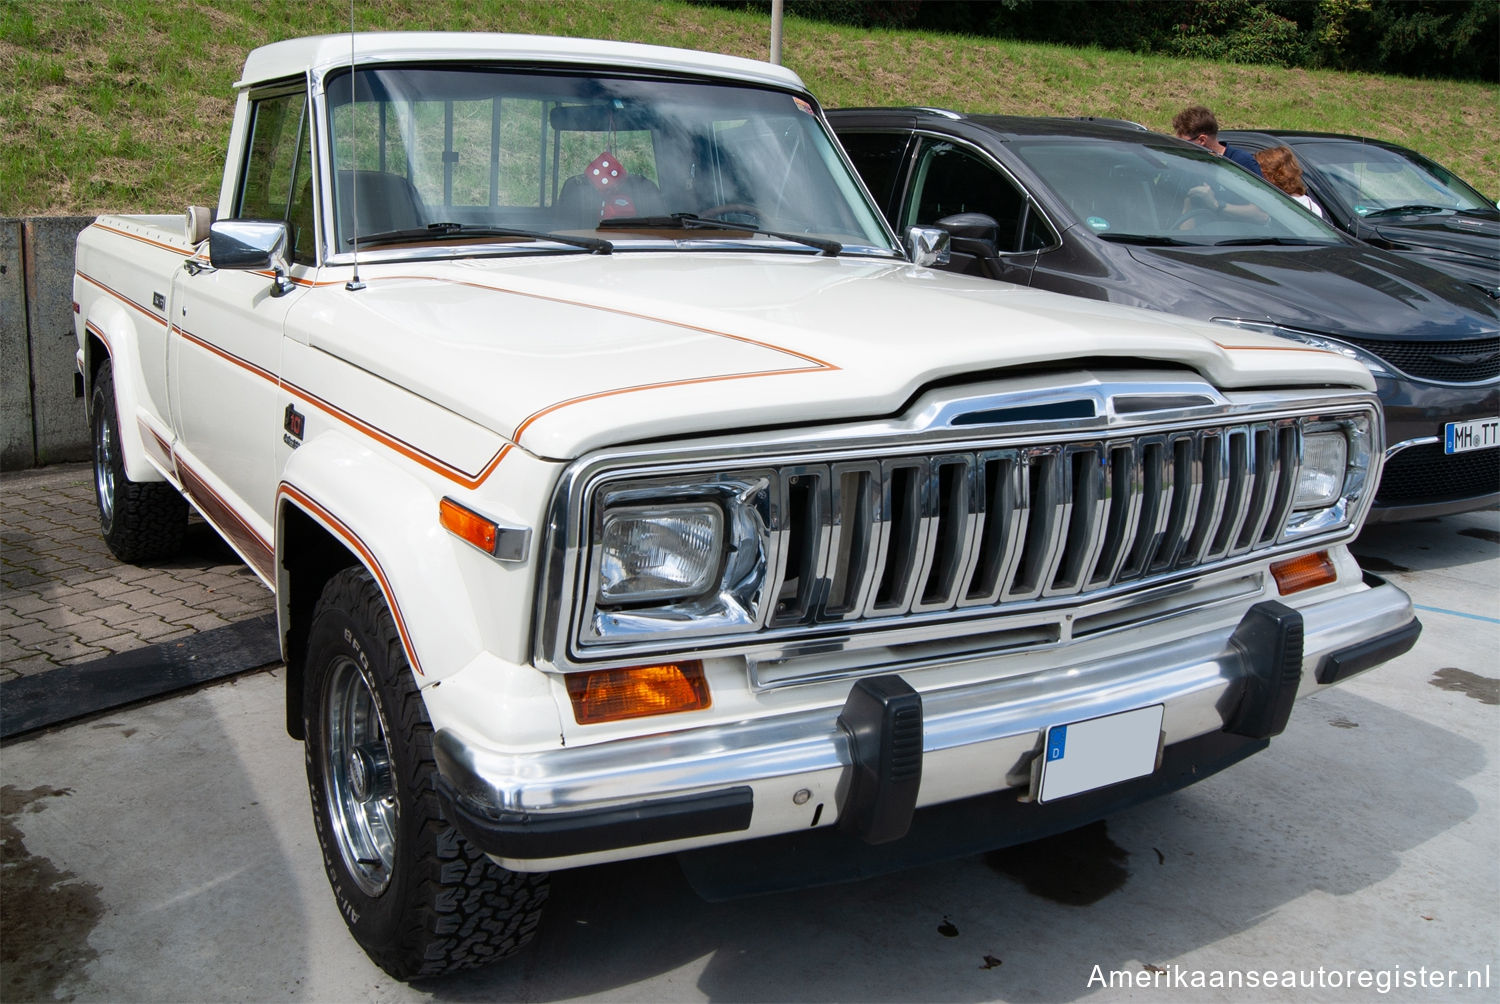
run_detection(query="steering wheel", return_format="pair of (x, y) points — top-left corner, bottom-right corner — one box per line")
(1170, 207), (1218, 231)
(698, 203), (763, 227)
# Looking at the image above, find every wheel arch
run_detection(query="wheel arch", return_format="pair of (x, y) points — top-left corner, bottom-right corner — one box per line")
(79, 301), (165, 484)
(277, 497), (362, 740)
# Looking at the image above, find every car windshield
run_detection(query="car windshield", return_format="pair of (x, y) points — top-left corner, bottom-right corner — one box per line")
(323, 66), (895, 258)
(1010, 137), (1344, 246)
(1291, 140), (1497, 218)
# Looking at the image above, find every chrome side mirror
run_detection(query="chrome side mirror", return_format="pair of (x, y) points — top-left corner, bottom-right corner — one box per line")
(208, 220), (295, 297)
(905, 226), (951, 267)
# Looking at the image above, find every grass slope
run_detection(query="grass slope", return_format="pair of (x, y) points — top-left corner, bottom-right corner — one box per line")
(1, 0), (1495, 217)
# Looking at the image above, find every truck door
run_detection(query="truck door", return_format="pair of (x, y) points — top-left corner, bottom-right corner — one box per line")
(168, 84), (316, 579)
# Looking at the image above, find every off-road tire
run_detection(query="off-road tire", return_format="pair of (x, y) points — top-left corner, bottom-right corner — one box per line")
(90, 360), (186, 562)
(303, 566), (550, 980)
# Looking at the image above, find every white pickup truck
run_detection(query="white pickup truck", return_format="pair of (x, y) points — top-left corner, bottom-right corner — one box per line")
(74, 32), (1420, 979)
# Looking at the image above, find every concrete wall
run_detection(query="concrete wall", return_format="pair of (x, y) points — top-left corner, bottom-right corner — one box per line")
(1, 217), (95, 470)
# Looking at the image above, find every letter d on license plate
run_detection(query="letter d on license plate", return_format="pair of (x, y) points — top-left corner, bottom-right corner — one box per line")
(1039, 705), (1164, 802)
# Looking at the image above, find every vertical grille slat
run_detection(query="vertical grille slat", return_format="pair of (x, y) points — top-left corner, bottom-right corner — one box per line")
(1091, 444), (1142, 587)
(767, 420), (1305, 628)
(1004, 450), (1070, 601)
(913, 457), (979, 612)
(1263, 423), (1301, 544)
(769, 467), (827, 626)
(958, 452), (1026, 606)
(1181, 431), (1228, 567)
(1232, 425), (1276, 554)
(823, 463), (881, 619)
(1207, 427), (1253, 562)
(865, 460), (929, 616)
(1047, 446), (1110, 596)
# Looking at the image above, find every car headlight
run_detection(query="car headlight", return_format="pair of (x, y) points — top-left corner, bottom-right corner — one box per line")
(1212, 318), (1390, 377)
(597, 503), (723, 604)
(1292, 430), (1348, 510)
(1282, 414), (1377, 539)
(581, 473), (772, 646)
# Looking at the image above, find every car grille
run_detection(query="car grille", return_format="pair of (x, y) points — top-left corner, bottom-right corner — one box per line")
(763, 420), (1303, 627)
(1377, 443), (1500, 506)
(1341, 335), (1500, 383)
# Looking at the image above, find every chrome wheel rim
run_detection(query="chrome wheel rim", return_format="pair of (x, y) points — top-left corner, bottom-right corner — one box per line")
(322, 656), (397, 897)
(93, 407), (116, 525)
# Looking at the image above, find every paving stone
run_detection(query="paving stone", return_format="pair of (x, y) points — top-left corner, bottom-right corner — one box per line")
(7, 621), (61, 647)
(29, 605), (95, 630)
(79, 577), (142, 599)
(35, 636), (108, 663)
(71, 617), (129, 645)
(3, 462), (271, 679)
(3, 592), (55, 616)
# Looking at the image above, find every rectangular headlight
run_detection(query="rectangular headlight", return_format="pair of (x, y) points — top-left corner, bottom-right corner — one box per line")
(597, 503), (723, 604)
(1293, 431), (1348, 509)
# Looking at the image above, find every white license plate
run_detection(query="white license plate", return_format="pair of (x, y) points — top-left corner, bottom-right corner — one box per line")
(1038, 705), (1164, 803)
(1445, 417), (1500, 455)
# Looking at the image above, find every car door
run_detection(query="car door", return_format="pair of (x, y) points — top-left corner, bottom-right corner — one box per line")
(897, 135), (1055, 285)
(168, 83), (317, 575)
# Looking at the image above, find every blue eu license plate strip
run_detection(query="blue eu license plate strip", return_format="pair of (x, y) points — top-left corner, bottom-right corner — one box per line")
(1445, 417), (1499, 455)
(1039, 705), (1164, 802)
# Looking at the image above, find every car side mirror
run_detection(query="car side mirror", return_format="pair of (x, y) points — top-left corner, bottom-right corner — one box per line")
(208, 219), (295, 297)
(905, 226), (951, 267)
(935, 213), (1000, 260)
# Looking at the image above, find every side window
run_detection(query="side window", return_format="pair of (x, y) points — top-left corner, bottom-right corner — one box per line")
(238, 90), (316, 266)
(837, 131), (911, 217)
(906, 139), (1030, 252)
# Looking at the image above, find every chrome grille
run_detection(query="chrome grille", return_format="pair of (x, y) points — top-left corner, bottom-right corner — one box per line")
(763, 421), (1300, 627)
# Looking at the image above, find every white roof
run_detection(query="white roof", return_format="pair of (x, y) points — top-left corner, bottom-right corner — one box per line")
(237, 32), (805, 92)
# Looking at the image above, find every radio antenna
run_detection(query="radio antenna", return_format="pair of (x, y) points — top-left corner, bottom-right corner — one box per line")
(345, 0), (366, 291)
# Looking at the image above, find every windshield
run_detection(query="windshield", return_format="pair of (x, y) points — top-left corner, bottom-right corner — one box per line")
(1291, 140), (1496, 218)
(1011, 138), (1345, 245)
(323, 66), (895, 257)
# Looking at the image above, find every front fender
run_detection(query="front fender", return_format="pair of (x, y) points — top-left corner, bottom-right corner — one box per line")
(276, 430), (492, 685)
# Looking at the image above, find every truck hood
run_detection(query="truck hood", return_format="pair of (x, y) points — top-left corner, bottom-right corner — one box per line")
(291, 253), (1372, 461)
(1125, 243), (1500, 342)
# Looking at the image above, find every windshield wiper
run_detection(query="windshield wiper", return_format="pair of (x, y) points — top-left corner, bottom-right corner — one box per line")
(1212, 236), (1329, 247)
(1363, 205), (1448, 219)
(1096, 233), (1197, 247)
(348, 222), (613, 254)
(599, 213), (842, 256)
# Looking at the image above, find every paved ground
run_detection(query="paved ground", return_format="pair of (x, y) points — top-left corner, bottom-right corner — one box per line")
(1, 463), (272, 680)
(1, 464), (1496, 1002)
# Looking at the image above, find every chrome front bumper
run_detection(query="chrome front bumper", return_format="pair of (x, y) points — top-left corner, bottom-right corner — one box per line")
(435, 576), (1417, 872)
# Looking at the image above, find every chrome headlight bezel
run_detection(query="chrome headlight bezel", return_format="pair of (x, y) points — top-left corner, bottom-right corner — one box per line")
(1281, 413), (1376, 540)
(579, 472), (775, 648)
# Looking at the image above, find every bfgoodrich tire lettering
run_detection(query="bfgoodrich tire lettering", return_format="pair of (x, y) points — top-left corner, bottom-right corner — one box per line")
(91, 360), (186, 562)
(302, 567), (549, 980)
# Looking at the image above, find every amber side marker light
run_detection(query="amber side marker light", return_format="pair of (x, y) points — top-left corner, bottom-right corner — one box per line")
(439, 497), (497, 554)
(1271, 551), (1337, 595)
(567, 662), (711, 725)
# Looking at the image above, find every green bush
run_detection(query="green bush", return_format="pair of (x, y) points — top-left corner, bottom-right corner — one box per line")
(693, 0), (1497, 81)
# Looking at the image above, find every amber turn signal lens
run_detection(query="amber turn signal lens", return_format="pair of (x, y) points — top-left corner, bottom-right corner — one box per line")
(567, 662), (711, 724)
(439, 497), (497, 554)
(1271, 551), (1337, 595)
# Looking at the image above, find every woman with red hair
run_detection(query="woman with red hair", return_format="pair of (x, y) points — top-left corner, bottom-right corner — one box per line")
(1254, 146), (1325, 218)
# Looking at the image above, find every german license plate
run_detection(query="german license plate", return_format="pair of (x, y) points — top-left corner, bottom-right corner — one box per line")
(1445, 417), (1499, 455)
(1038, 705), (1164, 803)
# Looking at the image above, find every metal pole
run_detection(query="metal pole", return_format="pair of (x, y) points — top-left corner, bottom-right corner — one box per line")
(770, 0), (783, 64)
